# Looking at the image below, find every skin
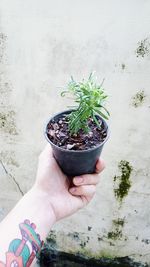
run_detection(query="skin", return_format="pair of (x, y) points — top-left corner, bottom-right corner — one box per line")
(0, 144), (105, 266)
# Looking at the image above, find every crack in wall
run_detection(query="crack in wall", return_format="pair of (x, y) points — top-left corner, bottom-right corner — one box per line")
(0, 159), (24, 196)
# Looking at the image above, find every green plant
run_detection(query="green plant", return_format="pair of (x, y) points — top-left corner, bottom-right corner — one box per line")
(61, 72), (110, 135)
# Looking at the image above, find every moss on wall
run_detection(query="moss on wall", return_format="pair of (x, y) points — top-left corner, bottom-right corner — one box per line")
(113, 218), (125, 227)
(114, 160), (133, 202)
(107, 229), (122, 240)
(107, 218), (125, 241)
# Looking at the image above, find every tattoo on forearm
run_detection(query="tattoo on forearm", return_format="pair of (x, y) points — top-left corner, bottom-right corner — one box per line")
(0, 219), (43, 267)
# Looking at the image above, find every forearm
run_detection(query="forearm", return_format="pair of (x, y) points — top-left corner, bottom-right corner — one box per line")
(0, 187), (56, 267)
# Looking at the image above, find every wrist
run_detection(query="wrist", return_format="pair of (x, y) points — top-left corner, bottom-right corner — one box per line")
(29, 186), (57, 227)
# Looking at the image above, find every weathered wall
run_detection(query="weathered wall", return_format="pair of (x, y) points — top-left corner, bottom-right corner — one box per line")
(0, 0), (150, 265)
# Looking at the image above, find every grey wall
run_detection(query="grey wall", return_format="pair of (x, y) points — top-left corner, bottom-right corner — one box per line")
(0, 0), (150, 265)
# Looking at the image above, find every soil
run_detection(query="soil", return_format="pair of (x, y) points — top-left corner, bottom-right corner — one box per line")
(47, 113), (107, 151)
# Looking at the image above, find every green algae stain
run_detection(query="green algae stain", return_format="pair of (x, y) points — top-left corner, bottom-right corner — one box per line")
(80, 241), (87, 249)
(113, 218), (125, 227)
(47, 230), (57, 248)
(136, 38), (150, 57)
(0, 110), (18, 135)
(0, 151), (19, 167)
(107, 229), (122, 240)
(0, 33), (7, 63)
(107, 218), (125, 241)
(114, 160), (133, 202)
(68, 232), (80, 241)
(132, 90), (146, 108)
(0, 113), (6, 128)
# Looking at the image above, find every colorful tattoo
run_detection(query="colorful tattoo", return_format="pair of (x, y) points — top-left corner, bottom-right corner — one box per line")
(0, 219), (43, 267)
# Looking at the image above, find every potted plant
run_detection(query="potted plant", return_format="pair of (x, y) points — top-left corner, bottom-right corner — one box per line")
(45, 73), (110, 177)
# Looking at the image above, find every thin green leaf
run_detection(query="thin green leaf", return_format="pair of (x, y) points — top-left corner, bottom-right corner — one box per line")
(61, 91), (68, 97)
(94, 108), (109, 120)
(93, 115), (101, 128)
(100, 105), (110, 116)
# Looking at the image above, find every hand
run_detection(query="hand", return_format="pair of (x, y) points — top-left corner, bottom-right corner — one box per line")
(34, 144), (105, 222)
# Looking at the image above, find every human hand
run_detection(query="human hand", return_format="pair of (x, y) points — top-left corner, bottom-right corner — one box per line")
(34, 144), (105, 222)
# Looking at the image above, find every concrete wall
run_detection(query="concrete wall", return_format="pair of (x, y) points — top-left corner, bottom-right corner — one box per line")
(0, 0), (150, 265)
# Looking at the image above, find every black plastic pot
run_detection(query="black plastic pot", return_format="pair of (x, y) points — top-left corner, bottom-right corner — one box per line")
(44, 110), (109, 177)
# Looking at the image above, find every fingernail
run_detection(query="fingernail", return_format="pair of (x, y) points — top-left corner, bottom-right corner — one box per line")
(74, 176), (84, 184)
(70, 187), (76, 193)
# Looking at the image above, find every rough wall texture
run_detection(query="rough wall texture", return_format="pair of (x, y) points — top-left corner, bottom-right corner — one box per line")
(0, 0), (150, 265)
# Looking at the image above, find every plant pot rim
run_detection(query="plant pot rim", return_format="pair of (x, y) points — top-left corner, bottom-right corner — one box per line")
(44, 109), (110, 153)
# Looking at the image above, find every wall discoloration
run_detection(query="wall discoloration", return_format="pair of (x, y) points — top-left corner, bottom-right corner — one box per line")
(135, 38), (150, 57)
(142, 239), (150, 245)
(0, 150), (19, 167)
(107, 218), (125, 241)
(0, 32), (12, 97)
(112, 218), (125, 227)
(0, 75), (12, 95)
(0, 33), (7, 63)
(88, 226), (92, 231)
(38, 245), (148, 267)
(121, 63), (125, 70)
(107, 229), (123, 241)
(0, 110), (18, 135)
(68, 232), (80, 241)
(68, 231), (91, 251)
(47, 230), (95, 258)
(79, 236), (90, 249)
(132, 90), (146, 108)
(47, 230), (57, 248)
(114, 161), (133, 202)
(97, 236), (103, 242)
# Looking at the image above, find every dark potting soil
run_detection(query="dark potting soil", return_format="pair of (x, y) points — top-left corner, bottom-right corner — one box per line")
(47, 114), (107, 151)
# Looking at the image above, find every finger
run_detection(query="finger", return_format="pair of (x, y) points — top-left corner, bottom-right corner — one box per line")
(95, 158), (105, 173)
(73, 173), (100, 186)
(69, 185), (96, 198)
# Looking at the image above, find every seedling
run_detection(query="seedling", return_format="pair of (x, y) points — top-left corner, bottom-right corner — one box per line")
(61, 72), (110, 135)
